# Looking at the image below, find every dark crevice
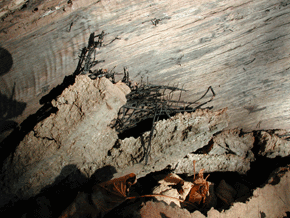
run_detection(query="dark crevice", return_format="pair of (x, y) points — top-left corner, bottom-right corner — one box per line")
(118, 114), (174, 140)
(20, 1), (29, 10)
(194, 138), (214, 154)
(117, 108), (212, 140)
(224, 142), (237, 155)
(182, 126), (192, 140)
(108, 140), (122, 156)
(248, 157), (290, 189)
(192, 129), (223, 155)
(32, 130), (58, 145)
(248, 131), (290, 188)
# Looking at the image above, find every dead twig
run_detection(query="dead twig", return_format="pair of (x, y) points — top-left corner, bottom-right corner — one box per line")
(110, 70), (215, 165)
(74, 31), (119, 77)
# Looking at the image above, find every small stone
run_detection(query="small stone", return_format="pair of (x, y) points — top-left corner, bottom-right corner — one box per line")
(234, 182), (250, 202)
(215, 180), (237, 205)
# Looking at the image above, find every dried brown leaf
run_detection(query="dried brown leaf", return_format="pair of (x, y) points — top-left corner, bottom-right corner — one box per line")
(186, 161), (210, 205)
(59, 173), (137, 218)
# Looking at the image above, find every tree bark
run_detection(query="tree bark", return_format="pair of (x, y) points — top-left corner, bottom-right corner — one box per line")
(1, 0), (290, 142)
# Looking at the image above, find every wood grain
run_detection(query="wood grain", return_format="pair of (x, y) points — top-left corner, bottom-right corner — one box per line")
(1, 0), (290, 141)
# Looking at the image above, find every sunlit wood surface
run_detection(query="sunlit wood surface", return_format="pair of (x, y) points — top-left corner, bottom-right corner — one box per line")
(1, 0), (290, 141)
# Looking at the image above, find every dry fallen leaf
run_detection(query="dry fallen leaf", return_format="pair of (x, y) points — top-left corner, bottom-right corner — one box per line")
(151, 173), (193, 206)
(186, 161), (210, 205)
(59, 173), (137, 218)
(138, 161), (210, 210)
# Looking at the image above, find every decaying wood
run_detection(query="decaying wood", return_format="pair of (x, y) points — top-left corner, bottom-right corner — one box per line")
(1, 0), (290, 143)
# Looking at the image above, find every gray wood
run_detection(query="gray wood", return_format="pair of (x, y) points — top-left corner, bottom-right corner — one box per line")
(1, 0), (290, 141)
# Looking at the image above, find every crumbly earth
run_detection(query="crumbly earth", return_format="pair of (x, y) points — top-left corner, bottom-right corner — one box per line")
(0, 76), (130, 207)
(0, 76), (228, 208)
(1, 75), (290, 217)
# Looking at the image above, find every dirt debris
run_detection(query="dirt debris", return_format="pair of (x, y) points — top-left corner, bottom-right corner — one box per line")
(0, 75), (290, 217)
(0, 73), (228, 210)
(172, 129), (255, 175)
(257, 131), (290, 158)
(0, 76), (130, 208)
(103, 108), (228, 178)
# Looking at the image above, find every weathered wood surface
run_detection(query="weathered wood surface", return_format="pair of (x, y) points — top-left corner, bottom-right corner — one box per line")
(1, 0), (290, 141)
